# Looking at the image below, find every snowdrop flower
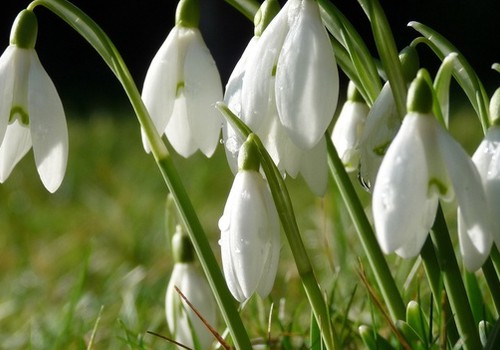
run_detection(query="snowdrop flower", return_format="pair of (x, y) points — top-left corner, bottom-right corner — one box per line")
(219, 136), (280, 302)
(332, 81), (369, 172)
(0, 10), (68, 193)
(223, 0), (327, 196)
(166, 226), (216, 349)
(141, 0), (223, 158)
(242, 0), (339, 150)
(469, 89), (500, 250)
(372, 70), (491, 271)
(358, 47), (419, 189)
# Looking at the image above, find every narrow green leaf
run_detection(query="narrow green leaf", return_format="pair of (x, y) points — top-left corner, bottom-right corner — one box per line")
(409, 21), (490, 132)
(433, 53), (459, 127)
(358, 0), (407, 117)
(318, 0), (381, 105)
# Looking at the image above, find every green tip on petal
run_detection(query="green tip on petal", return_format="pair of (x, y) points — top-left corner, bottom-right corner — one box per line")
(172, 225), (195, 263)
(254, 0), (280, 37)
(407, 70), (433, 114)
(347, 81), (365, 103)
(489, 88), (500, 126)
(175, 0), (200, 28)
(399, 46), (420, 84)
(238, 134), (260, 172)
(10, 9), (38, 49)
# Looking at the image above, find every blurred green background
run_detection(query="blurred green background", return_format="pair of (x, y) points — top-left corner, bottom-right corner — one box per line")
(0, 0), (497, 348)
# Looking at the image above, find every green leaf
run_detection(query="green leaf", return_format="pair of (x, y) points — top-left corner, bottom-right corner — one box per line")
(359, 325), (396, 350)
(318, 0), (381, 105)
(409, 21), (490, 132)
(358, 0), (407, 118)
(433, 52), (459, 127)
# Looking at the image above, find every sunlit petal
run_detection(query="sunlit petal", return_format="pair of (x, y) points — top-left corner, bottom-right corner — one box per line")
(299, 136), (328, 196)
(276, 0), (338, 149)
(165, 94), (197, 158)
(141, 28), (179, 152)
(184, 29), (222, 157)
(372, 114), (432, 255)
(29, 51), (68, 193)
(439, 127), (492, 270)
(0, 46), (17, 144)
(0, 120), (31, 182)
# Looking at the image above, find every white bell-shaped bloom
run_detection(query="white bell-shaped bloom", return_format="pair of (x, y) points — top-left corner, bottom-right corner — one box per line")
(0, 10), (67, 193)
(223, 20), (328, 195)
(332, 82), (369, 172)
(372, 72), (491, 271)
(141, 25), (222, 158)
(166, 263), (216, 349)
(358, 83), (400, 190)
(275, 0), (339, 149)
(242, 0), (338, 151)
(470, 126), (500, 247)
(219, 139), (280, 302)
(165, 226), (216, 349)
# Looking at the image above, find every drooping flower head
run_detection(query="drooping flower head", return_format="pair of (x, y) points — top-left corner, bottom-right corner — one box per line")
(331, 81), (369, 172)
(372, 70), (492, 271)
(141, 0), (223, 158)
(165, 226), (216, 349)
(0, 9), (68, 193)
(219, 135), (280, 302)
(241, 0), (338, 151)
(222, 0), (329, 196)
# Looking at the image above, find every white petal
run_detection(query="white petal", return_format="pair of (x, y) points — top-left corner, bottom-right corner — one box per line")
(359, 83), (400, 190)
(332, 101), (369, 172)
(165, 94), (197, 158)
(141, 27), (179, 152)
(0, 120), (31, 182)
(165, 263), (216, 349)
(372, 114), (435, 255)
(458, 208), (492, 271)
(472, 126), (500, 247)
(0, 46), (17, 145)
(241, 4), (288, 130)
(220, 171), (279, 301)
(299, 136), (328, 196)
(184, 29), (223, 157)
(28, 51), (68, 193)
(275, 0), (338, 149)
(438, 126), (492, 269)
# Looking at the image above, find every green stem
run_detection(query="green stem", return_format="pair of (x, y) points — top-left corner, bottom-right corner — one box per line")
(482, 258), (500, 318)
(325, 136), (405, 321)
(217, 103), (338, 350)
(223, 0), (259, 21)
(27, 1), (252, 348)
(419, 237), (459, 345)
(430, 206), (481, 349)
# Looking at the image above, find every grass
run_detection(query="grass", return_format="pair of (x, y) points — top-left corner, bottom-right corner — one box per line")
(0, 102), (487, 349)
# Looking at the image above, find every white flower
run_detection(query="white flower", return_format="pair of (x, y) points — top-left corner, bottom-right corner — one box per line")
(218, 148), (280, 301)
(470, 126), (500, 248)
(242, 0), (339, 150)
(141, 25), (222, 157)
(166, 263), (216, 349)
(372, 73), (491, 271)
(358, 83), (400, 190)
(332, 82), (369, 172)
(0, 10), (68, 193)
(223, 25), (328, 195)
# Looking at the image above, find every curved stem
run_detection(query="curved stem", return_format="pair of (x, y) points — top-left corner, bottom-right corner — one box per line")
(27, 1), (252, 348)
(325, 136), (405, 321)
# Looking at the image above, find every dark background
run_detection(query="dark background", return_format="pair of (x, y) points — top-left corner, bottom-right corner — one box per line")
(2, 0), (500, 115)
